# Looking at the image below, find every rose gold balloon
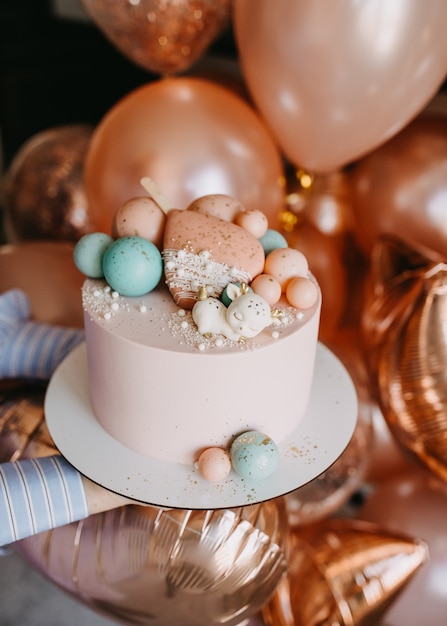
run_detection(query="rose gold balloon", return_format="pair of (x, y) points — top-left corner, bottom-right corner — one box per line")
(1, 388), (286, 626)
(4, 125), (95, 242)
(360, 235), (443, 390)
(283, 219), (347, 343)
(286, 170), (355, 238)
(350, 115), (447, 258)
(359, 469), (447, 626)
(377, 259), (447, 483)
(263, 518), (427, 626)
(82, 0), (231, 76)
(233, 0), (447, 173)
(84, 77), (286, 234)
(0, 242), (84, 328)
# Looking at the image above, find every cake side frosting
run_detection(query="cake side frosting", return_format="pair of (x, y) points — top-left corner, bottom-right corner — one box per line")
(75, 185), (322, 480)
(82, 278), (321, 465)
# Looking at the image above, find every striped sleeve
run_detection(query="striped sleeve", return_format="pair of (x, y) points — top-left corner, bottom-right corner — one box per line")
(0, 288), (84, 381)
(0, 456), (89, 547)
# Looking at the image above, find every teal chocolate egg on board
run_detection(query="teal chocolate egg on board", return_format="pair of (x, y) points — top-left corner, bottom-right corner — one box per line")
(230, 430), (279, 480)
(102, 236), (163, 296)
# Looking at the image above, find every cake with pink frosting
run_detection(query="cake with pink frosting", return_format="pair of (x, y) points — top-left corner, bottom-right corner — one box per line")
(75, 184), (321, 482)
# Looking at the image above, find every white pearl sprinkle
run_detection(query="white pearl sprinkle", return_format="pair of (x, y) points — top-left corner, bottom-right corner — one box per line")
(104, 311), (112, 320)
(272, 330), (279, 339)
(178, 309), (186, 317)
(139, 304), (147, 313)
(181, 320), (188, 329)
(215, 337), (223, 347)
(111, 302), (119, 311)
(93, 289), (101, 297)
(198, 343), (206, 351)
(112, 291), (119, 299)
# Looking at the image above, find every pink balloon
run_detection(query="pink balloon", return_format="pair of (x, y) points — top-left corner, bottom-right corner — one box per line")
(350, 114), (447, 258)
(84, 77), (285, 234)
(233, 0), (447, 173)
(359, 469), (447, 626)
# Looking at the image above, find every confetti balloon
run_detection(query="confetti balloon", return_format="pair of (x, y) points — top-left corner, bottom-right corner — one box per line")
(84, 77), (285, 234)
(4, 125), (95, 242)
(81, 0), (231, 76)
(263, 518), (427, 626)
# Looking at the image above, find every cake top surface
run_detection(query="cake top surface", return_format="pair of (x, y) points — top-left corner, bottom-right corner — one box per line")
(82, 277), (320, 354)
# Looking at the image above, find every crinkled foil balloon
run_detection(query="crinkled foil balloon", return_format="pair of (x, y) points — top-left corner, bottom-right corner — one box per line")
(263, 518), (427, 626)
(81, 0), (231, 76)
(361, 236), (447, 482)
(0, 385), (286, 626)
(4, 125), (95, 243)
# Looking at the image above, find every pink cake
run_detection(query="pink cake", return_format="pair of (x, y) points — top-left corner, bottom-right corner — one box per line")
(76, 190), (321, 480)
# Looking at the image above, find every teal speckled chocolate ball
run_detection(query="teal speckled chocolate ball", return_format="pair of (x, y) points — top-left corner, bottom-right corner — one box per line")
(102, 236), (163, 296)
(230, 430), (279, 480)
(73, 232), (114, 278)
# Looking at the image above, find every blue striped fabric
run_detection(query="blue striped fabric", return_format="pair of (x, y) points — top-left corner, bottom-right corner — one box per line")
(0, 456), (89, 547)
(0, 289), (84, 380)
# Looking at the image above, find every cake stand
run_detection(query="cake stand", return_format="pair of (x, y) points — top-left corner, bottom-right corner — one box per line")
(45, 342), (358, 510)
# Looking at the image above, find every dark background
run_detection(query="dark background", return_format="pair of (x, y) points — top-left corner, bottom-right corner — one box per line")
(0, 0), (237, 170)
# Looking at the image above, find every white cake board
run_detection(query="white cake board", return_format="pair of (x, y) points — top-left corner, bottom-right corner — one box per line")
(45, 342), (358, 510)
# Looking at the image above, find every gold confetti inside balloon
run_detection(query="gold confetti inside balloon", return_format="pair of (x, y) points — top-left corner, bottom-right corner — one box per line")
(81, 0), (231, 76)
(361, 236), (447, 482)
(0, 385), (287, 626)
(4, 125), (95, 243)
(263, 518), (427, 626)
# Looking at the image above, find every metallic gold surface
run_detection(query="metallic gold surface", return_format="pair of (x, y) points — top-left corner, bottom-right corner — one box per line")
(82, 0), (231, 75)
(263, 518), (427, 626)
(4, 125), (95, 243)
(361, 236), (447, 482)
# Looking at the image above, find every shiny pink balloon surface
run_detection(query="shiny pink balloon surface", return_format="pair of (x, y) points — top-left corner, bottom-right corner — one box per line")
(234, 0), (447, 173)
(84, 77), (285, 234)
(350, 115), (447, 258)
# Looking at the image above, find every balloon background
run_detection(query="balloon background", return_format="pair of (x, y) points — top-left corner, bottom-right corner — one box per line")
(1, 1), (447, 625)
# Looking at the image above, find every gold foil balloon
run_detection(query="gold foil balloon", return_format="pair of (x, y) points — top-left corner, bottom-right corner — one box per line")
(263, 518), (427, 626)
(233, 0), (447, 173)
(282, 219), (347, 343)
(359, 469), (447, 626)
(0, 386), (287, 626)
(350, 115), (447, 258)
(84, 77), (286, 234)
(361, 236), (447, 482)
(3, 125), (95, 242)
(81, 0), (231, 76)
(0, 242), (84, 328)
